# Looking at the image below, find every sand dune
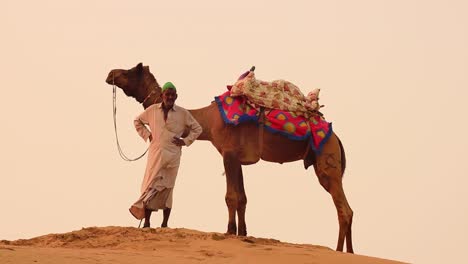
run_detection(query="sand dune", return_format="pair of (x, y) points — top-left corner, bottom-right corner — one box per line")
(0, 226), (406, 264)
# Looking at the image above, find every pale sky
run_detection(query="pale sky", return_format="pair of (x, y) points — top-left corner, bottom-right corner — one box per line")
(1, 1), (467, 263)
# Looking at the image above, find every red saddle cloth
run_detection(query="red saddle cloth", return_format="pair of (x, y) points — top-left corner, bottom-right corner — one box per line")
(214, 91), (332, 154)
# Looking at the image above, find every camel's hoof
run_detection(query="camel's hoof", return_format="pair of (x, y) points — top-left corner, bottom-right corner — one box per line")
(226, 230), (237, 235)
(238, 225), (247, 236)
(226, 223), (237, 235)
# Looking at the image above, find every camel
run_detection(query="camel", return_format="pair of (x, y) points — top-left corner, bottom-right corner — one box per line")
(105, 63), (354, 253)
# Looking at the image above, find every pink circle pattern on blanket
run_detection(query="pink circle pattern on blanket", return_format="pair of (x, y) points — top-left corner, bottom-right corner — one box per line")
(230, 71), (321, 116)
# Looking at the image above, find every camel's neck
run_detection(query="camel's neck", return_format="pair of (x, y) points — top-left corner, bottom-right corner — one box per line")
(140, 77), (162, 109)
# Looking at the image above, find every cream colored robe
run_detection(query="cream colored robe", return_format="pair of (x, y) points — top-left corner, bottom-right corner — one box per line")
(129, 103), (202, 219)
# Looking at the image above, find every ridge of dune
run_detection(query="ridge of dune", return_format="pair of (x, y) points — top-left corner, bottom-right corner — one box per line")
(0, 226), (407, 264)
(1, 226), (306, 250)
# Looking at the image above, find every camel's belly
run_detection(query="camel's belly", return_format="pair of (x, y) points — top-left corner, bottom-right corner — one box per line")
(260, 132), (308, 164)
(223, 124), (307, 165)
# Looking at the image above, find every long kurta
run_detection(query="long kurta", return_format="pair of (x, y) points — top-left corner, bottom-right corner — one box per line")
(129, 103), (202, 220)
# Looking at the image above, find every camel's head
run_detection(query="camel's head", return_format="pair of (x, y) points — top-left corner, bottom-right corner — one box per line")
(106, 63), (161, 106)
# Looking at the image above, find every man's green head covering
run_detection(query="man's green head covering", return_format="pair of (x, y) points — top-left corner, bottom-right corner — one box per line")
(162, 82), (176, 92)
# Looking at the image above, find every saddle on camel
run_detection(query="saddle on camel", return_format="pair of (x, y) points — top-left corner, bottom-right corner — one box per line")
(229, 66), (322, 115)
(217, 66), (331, 157)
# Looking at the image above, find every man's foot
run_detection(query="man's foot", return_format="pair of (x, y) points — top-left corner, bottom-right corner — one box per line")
(161, 208), (171, 228)
(143, 209), (152, 228)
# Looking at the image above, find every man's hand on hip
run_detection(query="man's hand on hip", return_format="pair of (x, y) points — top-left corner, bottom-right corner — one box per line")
(172, 136), (186, 146)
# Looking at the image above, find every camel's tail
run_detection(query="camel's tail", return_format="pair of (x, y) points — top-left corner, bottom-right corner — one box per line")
(338, 137), (346, 178)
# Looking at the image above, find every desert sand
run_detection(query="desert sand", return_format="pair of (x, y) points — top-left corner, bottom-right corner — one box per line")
(0, 226), (407, 264)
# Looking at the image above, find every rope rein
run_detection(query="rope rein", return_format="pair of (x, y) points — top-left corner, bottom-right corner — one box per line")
(111, 72), (158, 228)
(142, 90), (156, 106)
(112, 73), (148, 161)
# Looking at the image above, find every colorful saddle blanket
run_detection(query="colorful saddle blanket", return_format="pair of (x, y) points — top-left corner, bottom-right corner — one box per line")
(214, 91), (333, 154)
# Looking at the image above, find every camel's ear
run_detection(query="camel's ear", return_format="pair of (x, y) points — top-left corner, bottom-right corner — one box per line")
(136, 63), (143, 72)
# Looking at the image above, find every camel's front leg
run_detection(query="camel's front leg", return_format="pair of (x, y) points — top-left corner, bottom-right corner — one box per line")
(223, 152), (247, 236)
(236, 167), (247, 236)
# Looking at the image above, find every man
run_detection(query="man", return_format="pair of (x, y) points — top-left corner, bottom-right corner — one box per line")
(129, 81), (202, 228)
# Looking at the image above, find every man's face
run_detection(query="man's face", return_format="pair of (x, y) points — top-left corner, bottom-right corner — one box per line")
(162, 88), (177, 108)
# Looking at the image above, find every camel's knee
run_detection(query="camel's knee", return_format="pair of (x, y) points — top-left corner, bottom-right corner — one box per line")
(238, 194), (247, 208)
(225, 195), (238, 208)
(346, 208), (354, 224)
(338, 205), (353, 226)
(341, 211), (353, 225)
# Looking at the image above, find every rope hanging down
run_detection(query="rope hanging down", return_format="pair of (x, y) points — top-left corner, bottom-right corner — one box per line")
(112, 82), (148, 161)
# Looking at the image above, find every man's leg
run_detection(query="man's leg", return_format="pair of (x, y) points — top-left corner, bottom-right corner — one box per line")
(143, 208), (152, 228)
(161, 208), (171, 227)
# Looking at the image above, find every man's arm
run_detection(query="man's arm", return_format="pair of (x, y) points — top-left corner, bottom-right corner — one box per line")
(134, 108), (152, 142)
(182, 111), (202, 146)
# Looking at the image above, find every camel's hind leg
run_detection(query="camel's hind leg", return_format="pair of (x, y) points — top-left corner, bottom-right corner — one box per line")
(314, 134), (354, 253)
(223, 151), (247, 236)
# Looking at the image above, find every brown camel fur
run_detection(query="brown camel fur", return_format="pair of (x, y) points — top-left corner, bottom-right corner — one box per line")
(105, 63), (354, 253)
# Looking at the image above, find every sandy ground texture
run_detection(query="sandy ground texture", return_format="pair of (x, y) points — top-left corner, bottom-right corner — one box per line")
(0, 226), (407, 264)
